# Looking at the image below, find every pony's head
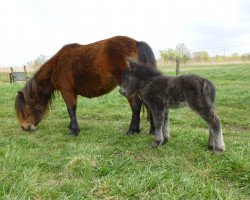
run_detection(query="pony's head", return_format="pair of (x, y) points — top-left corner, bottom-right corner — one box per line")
(15, 78), (53, 131)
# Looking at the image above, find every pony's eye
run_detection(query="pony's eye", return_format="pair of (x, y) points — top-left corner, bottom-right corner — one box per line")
(27, 112), (32, 117)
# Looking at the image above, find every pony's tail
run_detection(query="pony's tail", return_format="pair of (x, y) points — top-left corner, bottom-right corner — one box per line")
(136, 41), (156, 120)
(203, 79), (216, 111)
(136, 41), (156, 68)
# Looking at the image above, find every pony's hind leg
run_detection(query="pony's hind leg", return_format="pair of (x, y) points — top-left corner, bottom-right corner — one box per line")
(60, 89), (80, 136)
(162, 109), (170, 144)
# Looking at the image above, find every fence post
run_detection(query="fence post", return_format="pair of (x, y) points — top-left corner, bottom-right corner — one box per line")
(10, 67), (14, 83)
(23, 65), (28, 81)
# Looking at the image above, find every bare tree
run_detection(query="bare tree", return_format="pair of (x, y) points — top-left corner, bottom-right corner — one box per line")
(160, 43), (190, 76)
(26, 55), (48, 69)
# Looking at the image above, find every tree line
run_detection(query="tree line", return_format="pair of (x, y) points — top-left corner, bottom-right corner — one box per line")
(26, 45), (250, 76)
(160, 44), (250, 63)
(159, 43), (250, 75)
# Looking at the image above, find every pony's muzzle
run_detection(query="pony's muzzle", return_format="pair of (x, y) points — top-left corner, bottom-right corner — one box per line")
(21, 124), (37, 131)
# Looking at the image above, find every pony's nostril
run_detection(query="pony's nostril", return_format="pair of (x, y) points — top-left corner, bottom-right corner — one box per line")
(21, 125), (32, 131)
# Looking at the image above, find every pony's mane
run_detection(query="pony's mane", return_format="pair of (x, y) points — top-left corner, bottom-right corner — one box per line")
(15, 73), (55, 121)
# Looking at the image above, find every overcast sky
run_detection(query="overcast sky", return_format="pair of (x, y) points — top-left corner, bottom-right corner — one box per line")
(0, 0), (249, 66)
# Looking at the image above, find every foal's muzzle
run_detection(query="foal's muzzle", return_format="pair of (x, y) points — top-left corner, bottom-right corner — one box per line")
(119, 88), (127, 97)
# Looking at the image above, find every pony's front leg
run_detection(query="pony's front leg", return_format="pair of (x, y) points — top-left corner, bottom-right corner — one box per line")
(66, 105), (80, 135)
(127, 95), (155, 135)
(60, 90), (80, 136)
(126, 95), (142, 134)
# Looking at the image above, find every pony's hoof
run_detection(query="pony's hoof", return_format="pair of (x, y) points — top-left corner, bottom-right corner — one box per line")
(151, 140), (162, 148)
(69, 128), (80, 136)
(125, 128), (140, 135)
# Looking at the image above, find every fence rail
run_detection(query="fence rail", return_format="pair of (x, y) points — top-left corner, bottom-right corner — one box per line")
(0, 66), (35, 83)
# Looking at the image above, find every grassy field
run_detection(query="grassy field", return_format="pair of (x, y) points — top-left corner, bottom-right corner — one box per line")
(0, 64), (249, 199)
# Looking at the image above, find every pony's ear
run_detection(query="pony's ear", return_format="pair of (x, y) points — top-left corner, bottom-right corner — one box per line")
(17, 91), (25, 102)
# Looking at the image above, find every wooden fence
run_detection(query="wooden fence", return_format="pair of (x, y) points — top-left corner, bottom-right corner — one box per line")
(0, 66), (34, 83)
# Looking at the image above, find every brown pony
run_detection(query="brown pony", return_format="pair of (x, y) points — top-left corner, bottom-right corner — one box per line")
(15, 36), (156, 135)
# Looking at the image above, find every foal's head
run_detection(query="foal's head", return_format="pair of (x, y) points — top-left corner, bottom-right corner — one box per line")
(119, 60), (138, 97)
(119, 60), (161, 97)
(15, 79), (52, 131)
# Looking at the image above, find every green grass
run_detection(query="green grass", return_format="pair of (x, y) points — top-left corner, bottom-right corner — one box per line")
(0, 64), (249, 199)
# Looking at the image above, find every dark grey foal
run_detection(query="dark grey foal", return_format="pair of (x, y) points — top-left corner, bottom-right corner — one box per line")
(119, 60), (225, 153)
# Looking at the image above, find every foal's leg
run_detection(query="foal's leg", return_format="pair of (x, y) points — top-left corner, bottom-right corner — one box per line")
(150, 107), (165, 147)
(191, 103), (225, 152)
(162, 109), (170, 144)
(148, 108), (155, 134)
(60, 89), (80, 136)
(206, 112), (225, 153)
(143, 104), (155, 134)
(208, 129), (215, 150)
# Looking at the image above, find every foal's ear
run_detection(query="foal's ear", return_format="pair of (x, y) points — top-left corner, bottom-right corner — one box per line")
(126, 59), (137, 71)
(126, 59), (132, 68)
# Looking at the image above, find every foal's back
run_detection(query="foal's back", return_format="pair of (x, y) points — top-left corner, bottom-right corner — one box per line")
(143, 74), (215, 109)
(161, 74), (213, 95)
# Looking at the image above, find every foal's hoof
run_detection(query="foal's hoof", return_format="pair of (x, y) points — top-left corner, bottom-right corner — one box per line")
(162, 138), (169, 145)
(208, 144), (214, 151)
(125, 128), (140, 135)
(208, 145), (225, 154)
(214, 146), (225, 154)
(151, 140), (162, 148)
(149, 128), (155, 135)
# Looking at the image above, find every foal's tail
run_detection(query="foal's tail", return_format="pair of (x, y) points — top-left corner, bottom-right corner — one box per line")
(203, 79), (216, 110)
(136, 41), (156, 68)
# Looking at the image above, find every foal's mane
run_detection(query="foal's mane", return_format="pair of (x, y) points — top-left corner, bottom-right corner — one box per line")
(129, 60), (162, 80)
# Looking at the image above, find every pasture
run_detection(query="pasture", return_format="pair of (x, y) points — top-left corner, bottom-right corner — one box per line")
(0, 63), (249, 199)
